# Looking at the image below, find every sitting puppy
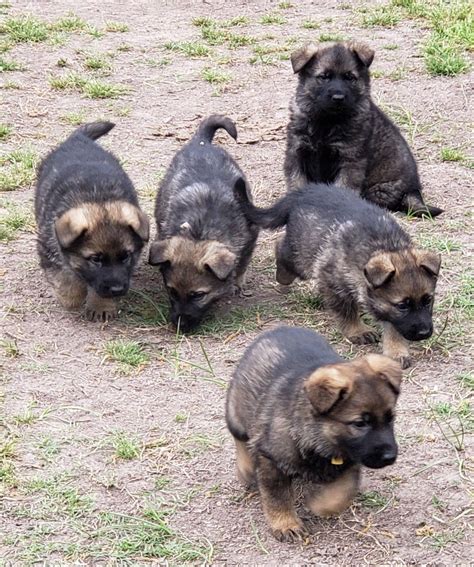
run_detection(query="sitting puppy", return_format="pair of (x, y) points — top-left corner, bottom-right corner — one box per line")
(233, 182), (441, 368)
(149, 115), (258, 332)
(226, 326), (402, 542)
(284, 42), (443, 218)
(35, 122), (149, 321)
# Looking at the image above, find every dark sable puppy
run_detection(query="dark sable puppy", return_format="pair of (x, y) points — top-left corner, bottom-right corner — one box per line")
(35, 122), (149, 321)
(226, 326), (402, 542)
(149, 115), (258, 332)
(284, 42), (443, 218)
(233, 182), (441, 369)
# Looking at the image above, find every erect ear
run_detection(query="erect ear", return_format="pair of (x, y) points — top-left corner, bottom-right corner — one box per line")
(119, 203), (150, 242)
(148, 240), (170, 265)
(364, 354), (402, 395)
(349, 42), (375, 68)
(291, 43), (319, 73)
(201, 242), (236, 280)
(413, 249), (441, 278)
(55, 207), (89, 249)
(304, 364), (353, 414)
(364, 253), (396, 288)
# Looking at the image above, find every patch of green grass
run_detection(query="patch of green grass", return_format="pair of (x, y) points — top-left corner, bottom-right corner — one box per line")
(416, 233), (461, 253)
(194, 18), (254, 49)
(0, 56), (23, 72)
(121, 289), (168, 327)
(0, 123), (11, 140)
(50, 13), (87, 32)
(38, 436), (60, 461)
(49, 72), (126, 98)
(1, 338), (19, 357)
(25, 476), (93, 518)
(301, 19), (320, 29)
(105, 339), (149, 371)
(424, 34), (470, 75)
(105, 21), (129, 33)
(164, 41), (211, 57)
(429, 528), (464, 549)
(260, 12), (287, 25)
(279, 1), (293, 8)
(60, 111), (87, 126)
(319, 32), (346, 42)
(362, 5), (401, 27)
(1, 14), (49, 43)
(83, 54), (112, 71)
(201, 67), (231, 84)
(87, 26), (105, 38)
(82, 79), (125, 99)
(175, 413), (188, 424)
(440, 147), (466, 162)
(384, 43), (399, 50)
(0, 148), (37, 191)
(224, 16), (250, 26)
(357, 490), (390, 510)
(457, 372), (474, 390)
(111, 431), (141, 460)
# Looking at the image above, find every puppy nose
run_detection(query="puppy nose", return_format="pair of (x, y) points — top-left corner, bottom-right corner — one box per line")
(108, 284), (126, 295)
(332, 93), (345, 102)
(380, 449), (397, 466)
(415, 327), (432, 340)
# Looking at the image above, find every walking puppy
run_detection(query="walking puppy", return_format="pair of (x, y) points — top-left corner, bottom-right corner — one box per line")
(149, 115), (258, 332)
(284, 42), (443, 218)
(226, 326), (402, 542)
(233, 182), (441, 368)
(35, 122), (149, 321)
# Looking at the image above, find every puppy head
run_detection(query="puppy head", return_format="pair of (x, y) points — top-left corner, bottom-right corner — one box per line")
(364, 248), (441, 341)
(291, 41), (374, 115)
(305, 354), (401, 469)
(55, 201), (149, 298)
(149, 235), (236, 332)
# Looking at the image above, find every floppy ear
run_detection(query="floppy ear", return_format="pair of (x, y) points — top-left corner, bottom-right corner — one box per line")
(201, 242), (236, 280)
(413, 249), (441, 278)
(148, 240), (170, 265)
(55, 207), (89, 248)
(304, 365), (353, 414)
(364, 253), (396, 288)
(350, 42), (375, 68)
(364, 354), (402, 395)
(119, 203), (150, 241)
(291, 43), (319, 73)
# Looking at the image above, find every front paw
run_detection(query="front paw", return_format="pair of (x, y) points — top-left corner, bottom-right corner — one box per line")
(85, 301), (118, 322)
(383, 349), (411, 369)
(272, 523), (307, 543)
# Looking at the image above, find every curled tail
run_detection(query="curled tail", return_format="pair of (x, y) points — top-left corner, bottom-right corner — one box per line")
(75, 121), (115, 141)
(403, 193), (444, 219)
(233, 178), (293, 229)
(195, 114), (237, 144)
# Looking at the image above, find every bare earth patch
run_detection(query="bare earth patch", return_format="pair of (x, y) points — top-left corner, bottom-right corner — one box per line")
(0, 0), (472, 564)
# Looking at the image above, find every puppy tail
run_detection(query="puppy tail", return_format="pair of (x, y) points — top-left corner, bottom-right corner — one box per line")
(233, 178), (292, 229)
(76, 121), (116, 141)
(195, 114), (237, 144)
(403, 194), (444, 219)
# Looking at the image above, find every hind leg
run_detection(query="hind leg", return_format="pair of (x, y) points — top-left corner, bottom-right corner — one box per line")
(306, 467), (360, 518)
(235, 440), (255, 487)
(275, 235), (298, 285)
(46, 268), (87, 310)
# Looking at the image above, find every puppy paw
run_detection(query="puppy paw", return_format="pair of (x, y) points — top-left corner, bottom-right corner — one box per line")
(233, 284), (253, 298)
(272, 523), (307, 543)
(396, 354), (412, 369)
(349, 330), (380, 345)
(85, 305), (118, 322)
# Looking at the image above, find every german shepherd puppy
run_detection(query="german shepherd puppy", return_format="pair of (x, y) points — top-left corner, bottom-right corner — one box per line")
(233, 182), (441, 368)
(284, 42), (443, 218)
(226, 326), (402, 542)
(35, 122), (149, 321)
(149, 115), (258, 332)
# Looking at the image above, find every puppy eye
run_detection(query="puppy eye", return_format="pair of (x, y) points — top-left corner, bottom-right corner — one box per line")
(189, 291), (207, 300)
(120, 252), (132, 264)
(88, 254), (103, 266)
(344, 72), (357, 81)
(396, 298), (412, 311)
(421, 294), (433, 307)
(318, 72), (332, 80)
(353, 420), (367, 428)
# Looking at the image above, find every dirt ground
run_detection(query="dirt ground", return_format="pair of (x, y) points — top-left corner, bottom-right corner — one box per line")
(1, 0), (472, 565)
